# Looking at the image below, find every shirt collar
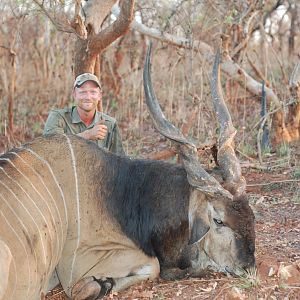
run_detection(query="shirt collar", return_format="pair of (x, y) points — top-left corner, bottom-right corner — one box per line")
(71, 106), (82, 124)
(93, 111), (103, 123)
(71, 106), (103, 127)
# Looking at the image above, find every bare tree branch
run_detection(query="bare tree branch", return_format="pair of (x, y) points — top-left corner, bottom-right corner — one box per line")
(247, 54), (271, 87)
(221, 53), (281, 108)
(74, 0), (135, 75)
(89, 0), (135, 55)
(70, 0), (87, 39)
(83, 0), (118, 34)
(230, 10), (260, 58)
(32, 0), (84, 38)
(112, 6), (282, 109)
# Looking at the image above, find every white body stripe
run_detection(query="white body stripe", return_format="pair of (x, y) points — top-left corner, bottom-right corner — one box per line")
(24, 148), (68, 228)
(0, 209), (31, 298)
(0, 192), (38, 287)
(0, 144), (70, 299)
(0, 176), (47, 264)
(11, 152), (65, 249)
(65, 135), (81, 287)
(0, 163), (55, 269)
(9, 252), (17, 299)
(5, 153), (64, 265)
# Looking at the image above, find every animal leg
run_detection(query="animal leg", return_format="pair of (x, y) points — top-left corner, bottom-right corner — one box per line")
(113, 262), (160, 292)
(70, 250), (160, 298)
(65, 248), (160, 299)
(0, 239), (12, 300)
(46, 269), (60, 292)
(71, 276), (114, 300)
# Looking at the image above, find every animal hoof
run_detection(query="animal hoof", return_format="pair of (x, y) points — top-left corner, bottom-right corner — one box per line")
(94, 277), (114, 299)
(71, 276), (114, 300)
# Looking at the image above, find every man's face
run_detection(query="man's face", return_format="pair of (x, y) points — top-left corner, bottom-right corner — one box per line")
(73, 81), (102, 113)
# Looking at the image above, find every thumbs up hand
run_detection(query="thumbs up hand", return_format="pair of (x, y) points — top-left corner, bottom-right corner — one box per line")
(78, 120), (108, 141)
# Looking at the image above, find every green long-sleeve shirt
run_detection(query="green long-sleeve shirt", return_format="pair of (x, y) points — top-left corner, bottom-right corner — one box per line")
(43, 106), (125, 156)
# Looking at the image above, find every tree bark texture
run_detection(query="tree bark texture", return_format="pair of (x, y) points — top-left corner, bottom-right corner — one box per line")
(74, 0), (135, 77)
(8, 50), (16, 134)
(287, 59), (300, 141)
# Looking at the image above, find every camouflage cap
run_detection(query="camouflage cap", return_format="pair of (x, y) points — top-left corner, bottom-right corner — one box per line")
(74, 73), (102, 89)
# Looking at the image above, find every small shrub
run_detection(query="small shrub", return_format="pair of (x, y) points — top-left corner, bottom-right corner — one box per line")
(291, 195), (300, 204)
(32, 122), (42, 135)
(262, 145), (272, 156)
(292, 167), (300, 179)
(240, 143), (257, 157)
(235, 268), (260, 289)
(276, 143), (290, 157)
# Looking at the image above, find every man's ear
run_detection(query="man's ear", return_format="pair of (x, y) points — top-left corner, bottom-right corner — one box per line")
(188, 216), (210, 245)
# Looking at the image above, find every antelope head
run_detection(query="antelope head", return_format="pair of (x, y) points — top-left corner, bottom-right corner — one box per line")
(143, 43), (255, 276)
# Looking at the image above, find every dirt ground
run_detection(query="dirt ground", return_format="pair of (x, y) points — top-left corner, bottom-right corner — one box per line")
(43, 144), (300, 300)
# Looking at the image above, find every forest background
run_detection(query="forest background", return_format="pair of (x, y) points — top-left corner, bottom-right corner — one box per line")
(0, 0), (300, 299)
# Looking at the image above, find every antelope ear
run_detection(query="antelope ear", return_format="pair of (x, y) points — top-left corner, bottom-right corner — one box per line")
(188, 217), (210, 245)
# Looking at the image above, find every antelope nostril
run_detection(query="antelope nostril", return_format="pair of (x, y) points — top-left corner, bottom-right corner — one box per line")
(225, 266), (240, 277)
(251, 257), (256, 268)
(243, 257), (256, 271)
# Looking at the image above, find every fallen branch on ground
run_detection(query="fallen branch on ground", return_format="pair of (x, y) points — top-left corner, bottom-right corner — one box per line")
(247, 179), (300, 187)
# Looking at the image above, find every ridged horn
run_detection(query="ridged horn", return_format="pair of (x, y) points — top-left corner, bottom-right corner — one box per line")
(143, 42), (232, 199)
(211, 49), (246, 196)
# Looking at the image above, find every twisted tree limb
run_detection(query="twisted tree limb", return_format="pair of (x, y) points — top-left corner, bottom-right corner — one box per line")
(113, 7), (290, 143)
(75, 0), (135, 75)
(113, 6), (282, 110)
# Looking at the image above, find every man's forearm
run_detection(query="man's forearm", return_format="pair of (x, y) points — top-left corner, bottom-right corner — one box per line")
(77, 131), (90, 140)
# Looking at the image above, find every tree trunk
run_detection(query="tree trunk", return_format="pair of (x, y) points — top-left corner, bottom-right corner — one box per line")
(288, 0), (299, 57)
(287, 103), (300, 141)
(74, 0), (135, 77)
(8, 50), (16, 135)
(74, 39), (98, 75)
(272, 111), (292, 144)
(287, 59), (300, 141)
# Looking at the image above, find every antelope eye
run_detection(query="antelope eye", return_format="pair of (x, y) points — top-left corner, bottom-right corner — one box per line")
(213, 218), (224, 226)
